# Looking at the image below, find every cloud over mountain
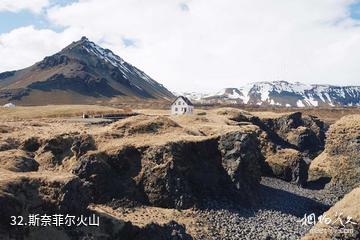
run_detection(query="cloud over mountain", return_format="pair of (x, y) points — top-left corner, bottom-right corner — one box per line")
(1, 0), (360, 92)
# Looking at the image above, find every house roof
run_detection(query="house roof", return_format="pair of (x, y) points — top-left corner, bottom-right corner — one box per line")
(171, 96), (194, 106)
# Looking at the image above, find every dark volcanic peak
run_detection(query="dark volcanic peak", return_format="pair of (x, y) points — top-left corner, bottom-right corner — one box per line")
(0, 37), (174, 105)
(183, 80), (360, 107)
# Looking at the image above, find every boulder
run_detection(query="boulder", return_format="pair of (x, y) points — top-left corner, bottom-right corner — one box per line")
(0, 149), (39, 172)
(264, 148), (308, 185)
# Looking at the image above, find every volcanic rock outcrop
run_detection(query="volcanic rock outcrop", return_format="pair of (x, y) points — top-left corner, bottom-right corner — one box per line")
(308, 114), (360, 195)
(219, 131), (263, 201)
(0, 170), (90, 237)
(251, 112), (326, 156)
(73, 131), (263, 209)
(73, 146), (144, 204)
(1, 107), (348, 239)
(263, 148), (308, 184)
(219, 109), (326, 185)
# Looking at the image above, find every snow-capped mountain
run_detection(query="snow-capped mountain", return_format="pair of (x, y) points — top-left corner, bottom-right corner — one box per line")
(0, 37), (174, 105)
(183, 81), (360, 107)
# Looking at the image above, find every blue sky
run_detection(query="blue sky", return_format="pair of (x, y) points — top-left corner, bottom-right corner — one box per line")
(0, 11), (46, 33)
(1, 0), (360, 91)
(0, 0), (76, 34)
(0, 0), (136, 46)
(350, 1), (360, 19)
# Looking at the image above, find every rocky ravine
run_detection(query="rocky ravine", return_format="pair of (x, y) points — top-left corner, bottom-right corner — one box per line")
(0, 108), (359, 239)
(308, 114), (360, 195)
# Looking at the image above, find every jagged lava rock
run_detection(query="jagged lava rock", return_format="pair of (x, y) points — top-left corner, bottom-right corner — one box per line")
(218, 131), (263, 201)
(264, 148), (308, 185)
(141, 138), (228, 209)
(255, 112), (327, 156)
(221, 109), (317, 184)
(73, 146), (144, 203)
(73, 131), (263, 209)
(224, 110), (327, 156)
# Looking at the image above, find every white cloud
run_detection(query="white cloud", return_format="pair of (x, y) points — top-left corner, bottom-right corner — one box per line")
(0, 26), (79, 71)
(0, 0), (49, 13)
(2, 0), (360, 91)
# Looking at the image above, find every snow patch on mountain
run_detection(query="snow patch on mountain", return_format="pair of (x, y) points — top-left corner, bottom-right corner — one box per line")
(81, 38), (161, 89)
(181, 81), (360, 107)
(297, 100), (305, 107)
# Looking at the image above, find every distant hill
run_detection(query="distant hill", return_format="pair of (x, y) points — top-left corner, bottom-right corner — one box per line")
(182, 81), (360, 107)
(0, 37), (174, 105)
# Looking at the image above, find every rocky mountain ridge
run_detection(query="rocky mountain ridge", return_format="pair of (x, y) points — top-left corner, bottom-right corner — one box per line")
(182, 81), (360, 107)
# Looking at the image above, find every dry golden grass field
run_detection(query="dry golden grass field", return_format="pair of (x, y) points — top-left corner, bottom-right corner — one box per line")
(1, 104), (359, 122)
(0, 105), (129, 120)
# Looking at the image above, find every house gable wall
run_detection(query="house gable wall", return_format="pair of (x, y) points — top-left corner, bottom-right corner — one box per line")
(171, 97), (193, 115)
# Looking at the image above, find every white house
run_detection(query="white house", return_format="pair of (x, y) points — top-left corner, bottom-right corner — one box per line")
(3, 103), (16, 108)
(171, 96), (194, 115)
